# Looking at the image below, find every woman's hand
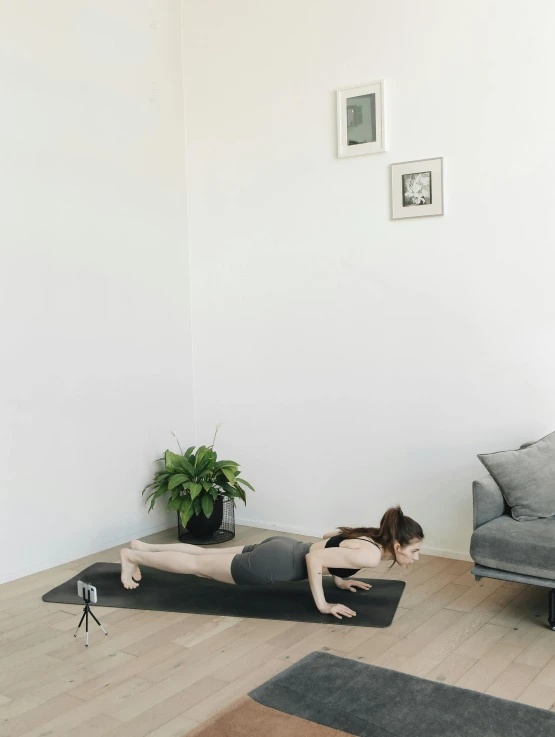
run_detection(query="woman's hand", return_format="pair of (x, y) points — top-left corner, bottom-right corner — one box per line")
(319, 603), (357, 619)
(335, 579), (372, 592)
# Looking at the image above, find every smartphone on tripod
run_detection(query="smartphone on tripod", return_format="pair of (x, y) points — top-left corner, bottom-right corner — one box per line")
(77, 581), (98, 604)
(74, 580), (107, 646)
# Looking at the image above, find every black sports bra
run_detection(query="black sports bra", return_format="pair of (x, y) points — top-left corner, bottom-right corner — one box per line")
(325, 535), (381, 578)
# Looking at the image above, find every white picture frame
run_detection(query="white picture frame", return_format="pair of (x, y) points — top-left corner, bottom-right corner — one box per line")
(337, 81), (386, 158)
(390, 157), (444, 219)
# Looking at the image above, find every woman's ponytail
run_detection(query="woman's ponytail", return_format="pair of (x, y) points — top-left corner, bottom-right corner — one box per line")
(338, 504), (423, 571)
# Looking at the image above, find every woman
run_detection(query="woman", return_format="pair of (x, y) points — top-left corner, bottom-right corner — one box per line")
(120, 505), (424, 620)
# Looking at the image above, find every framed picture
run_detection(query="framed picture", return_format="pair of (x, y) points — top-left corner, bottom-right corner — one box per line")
(391, 157), (444, 219)
(337, 81), (386, 158)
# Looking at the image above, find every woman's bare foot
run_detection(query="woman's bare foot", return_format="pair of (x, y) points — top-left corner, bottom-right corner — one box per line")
(120, 548), (140, 589)
(130, 539), (150, 552)
(129, 541), (146, 580)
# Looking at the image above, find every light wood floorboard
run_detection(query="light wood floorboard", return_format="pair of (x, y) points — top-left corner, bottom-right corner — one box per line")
(1, 525), (555, 737)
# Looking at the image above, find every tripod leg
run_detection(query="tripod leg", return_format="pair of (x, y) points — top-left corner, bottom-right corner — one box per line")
(74, 607), (87, 638)
(88, 608), (108, 636)
(85, 606), (89, 647)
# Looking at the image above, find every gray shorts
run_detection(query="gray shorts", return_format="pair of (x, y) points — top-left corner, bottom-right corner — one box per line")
(230, 536), (313, 585)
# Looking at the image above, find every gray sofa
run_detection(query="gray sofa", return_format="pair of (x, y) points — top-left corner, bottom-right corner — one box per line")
(470, 472), (555, 631)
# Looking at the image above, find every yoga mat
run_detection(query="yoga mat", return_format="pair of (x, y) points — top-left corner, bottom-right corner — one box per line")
(188, 651), (555, 737)
(42, 563), (405, 627)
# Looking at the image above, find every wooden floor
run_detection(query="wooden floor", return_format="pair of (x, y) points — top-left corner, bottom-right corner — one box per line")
(1, 526), (555, 737)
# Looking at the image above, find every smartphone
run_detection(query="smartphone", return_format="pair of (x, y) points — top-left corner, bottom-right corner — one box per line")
(77, 581), (98, 604)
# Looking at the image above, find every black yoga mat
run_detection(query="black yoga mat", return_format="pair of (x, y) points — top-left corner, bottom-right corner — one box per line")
(42, 563), (405, 627)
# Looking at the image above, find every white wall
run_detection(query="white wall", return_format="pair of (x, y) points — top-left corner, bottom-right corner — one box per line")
(182, 0), (555, 560)
(0, 1), (193, 583)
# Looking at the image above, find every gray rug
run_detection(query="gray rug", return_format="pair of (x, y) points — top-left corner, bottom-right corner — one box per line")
(247, 651), (555, 736)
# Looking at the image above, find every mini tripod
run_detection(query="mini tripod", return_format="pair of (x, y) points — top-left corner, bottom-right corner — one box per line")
(74, 584), (108, 647)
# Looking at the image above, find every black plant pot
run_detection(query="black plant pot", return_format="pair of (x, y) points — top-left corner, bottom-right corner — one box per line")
(177, 495), (235, 545)
(187, 497), (224, 537)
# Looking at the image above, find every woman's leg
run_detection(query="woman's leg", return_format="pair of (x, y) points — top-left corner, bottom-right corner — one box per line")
(119, 548), (236, 589)
(128, 541), (245, 582)
(130, 540), (245, 555)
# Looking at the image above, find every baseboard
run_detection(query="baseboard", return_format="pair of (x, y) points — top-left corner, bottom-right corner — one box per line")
(419, 546), (473, 562)
(0, 520), (177, 585)
(235, 516), (473, 563)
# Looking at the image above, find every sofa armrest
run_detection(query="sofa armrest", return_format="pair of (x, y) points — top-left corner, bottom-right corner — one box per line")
(473, 474), (508, 530)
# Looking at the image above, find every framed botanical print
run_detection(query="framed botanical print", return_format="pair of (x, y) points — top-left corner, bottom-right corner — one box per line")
(391, 157), (444, 219)
(337, 81), (386, 158)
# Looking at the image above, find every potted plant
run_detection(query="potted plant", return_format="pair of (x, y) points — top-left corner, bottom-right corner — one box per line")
(142, 425), (254, 540)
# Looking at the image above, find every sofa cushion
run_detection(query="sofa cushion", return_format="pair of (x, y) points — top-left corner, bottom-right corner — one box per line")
(477, 430), (555, 521)
(470, 514), (555, 581)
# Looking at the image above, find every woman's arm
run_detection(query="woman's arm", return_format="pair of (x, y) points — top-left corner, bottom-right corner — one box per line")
(305, 552), (328, 611)
(305, 549), (367, 618)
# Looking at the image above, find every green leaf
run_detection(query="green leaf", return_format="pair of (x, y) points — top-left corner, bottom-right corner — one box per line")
(214, 460), (239, 470)
(165, 450), (180, 471)
(177, 458), (195, 475)
(151, 481), (168, 497)
(193, 497), (201, 515)
(168, 474), (190, 490)
(146, 482), (168, 511)
(236, 485), (247, 504)
(143, 471), (168, 492)
(179, 498), (194, 527)
(180, 508), (194, 528)
(201, 480), (212, 492)
(189, 483), (202, 500)
(185, 446), (195, 458)
(142, 481), (157, 495)
(201, 495), (214, 518)
(236, 478), (255, 491)
(209, 486), (218, 500)
(165, 450), (195, 475)
(221, 467), (236, 484)
(195, 456), (214, 476)
(217, 480), (236, 495)
(194, 446), (208, 467)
